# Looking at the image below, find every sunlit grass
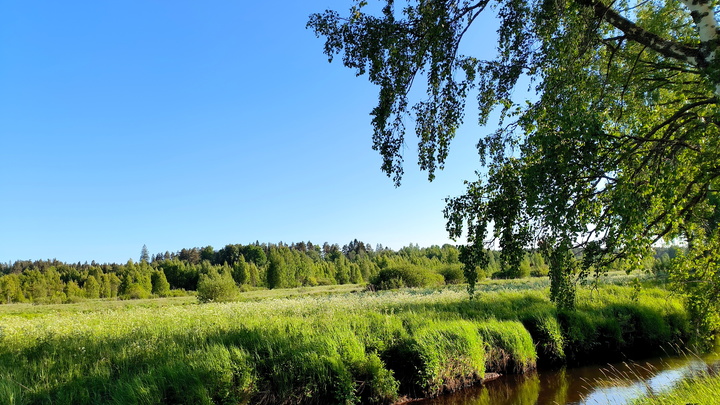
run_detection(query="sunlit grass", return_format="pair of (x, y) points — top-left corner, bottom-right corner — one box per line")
(0, 274), (687, 404)
(631, 371), (720, 404)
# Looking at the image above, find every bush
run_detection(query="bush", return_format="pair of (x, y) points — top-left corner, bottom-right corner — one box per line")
(316, 277), (336, 286)
(529, 265), (549, 277)
(438, 265), (464, 284)
(370, 265), (444, 290)
(121, 284), (151, 300)
(493, 263), (531, 279)
(165, 289), (191, 297)
(197, 269), (239, 303)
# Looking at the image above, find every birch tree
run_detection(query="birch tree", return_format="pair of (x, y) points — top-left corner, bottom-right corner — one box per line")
(308, 0), (720, 334)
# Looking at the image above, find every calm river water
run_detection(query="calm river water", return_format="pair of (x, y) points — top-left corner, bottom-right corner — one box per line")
(418, 351), (720, 405)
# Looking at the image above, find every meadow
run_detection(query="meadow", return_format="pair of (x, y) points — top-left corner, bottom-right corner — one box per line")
(0, 276), (692, 404)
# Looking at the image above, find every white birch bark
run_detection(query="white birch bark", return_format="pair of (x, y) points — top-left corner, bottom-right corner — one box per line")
(679, 0), (720, 95)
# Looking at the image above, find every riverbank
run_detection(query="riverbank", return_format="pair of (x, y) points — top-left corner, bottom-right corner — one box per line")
(0, 281), (691, 404)
(416, 349), (720, 405)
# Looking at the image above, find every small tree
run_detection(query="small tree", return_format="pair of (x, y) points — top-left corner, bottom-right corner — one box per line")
(83, 275), (100, 299)
(0, 274), (25, 303)
(266, 250), (287, 289)
(232, 258), (250, 286)
(107, 273), (121, 298)
(334, 256), (351, 284)
(64, 280), (84, 300)
(151, 270), (171, 297)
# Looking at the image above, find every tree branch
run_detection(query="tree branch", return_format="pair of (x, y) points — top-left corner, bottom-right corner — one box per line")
(578, 0), (704, 66)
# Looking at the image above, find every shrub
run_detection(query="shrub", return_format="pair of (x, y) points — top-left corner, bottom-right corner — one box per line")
(121, 283), (151, 300)
(529, 266), (549, 277)
(316, 277), (335, 286)
(492, 262), (531, 279)
(437, 265), (464, 284)
(370, 265), (444, 290)
(197, 269), (239, 303)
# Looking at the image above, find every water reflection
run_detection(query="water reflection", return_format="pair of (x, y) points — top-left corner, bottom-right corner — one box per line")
(419, 352), (720, 405)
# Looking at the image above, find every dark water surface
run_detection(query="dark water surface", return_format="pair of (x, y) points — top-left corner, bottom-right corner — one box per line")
(418, 351), (720, 405)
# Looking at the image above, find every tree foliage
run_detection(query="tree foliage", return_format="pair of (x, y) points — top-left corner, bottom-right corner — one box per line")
(308, 0), (720, 322)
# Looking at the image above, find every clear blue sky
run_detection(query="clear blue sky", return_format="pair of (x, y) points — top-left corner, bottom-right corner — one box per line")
(0, 1), (498, 264)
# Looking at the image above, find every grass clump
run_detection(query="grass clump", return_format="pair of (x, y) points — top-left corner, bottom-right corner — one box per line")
(477, 319), (537, 373)
(522, 314), (566, 366)
(557, 286), (691, 365)
(631, 371), (720, 404)
(6, 338), (256, 405)
(384, 319), (485, 398)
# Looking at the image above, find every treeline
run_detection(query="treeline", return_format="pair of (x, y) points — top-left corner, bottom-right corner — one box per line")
(0, 241), (461, 304)
(0, 241), (681, 304)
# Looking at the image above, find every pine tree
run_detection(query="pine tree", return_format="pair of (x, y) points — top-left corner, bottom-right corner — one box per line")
(140, 245), (150, 264)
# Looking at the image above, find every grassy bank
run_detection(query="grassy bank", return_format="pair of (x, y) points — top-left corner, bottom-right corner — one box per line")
(0, 281), (689, 404)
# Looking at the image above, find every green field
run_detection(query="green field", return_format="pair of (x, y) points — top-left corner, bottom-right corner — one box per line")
(0, 277), (692, 404)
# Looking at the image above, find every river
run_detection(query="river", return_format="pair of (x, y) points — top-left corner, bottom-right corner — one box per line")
(417, 350), (720, 405)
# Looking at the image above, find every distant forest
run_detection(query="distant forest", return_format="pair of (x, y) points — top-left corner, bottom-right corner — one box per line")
(0, 241), (681, 304)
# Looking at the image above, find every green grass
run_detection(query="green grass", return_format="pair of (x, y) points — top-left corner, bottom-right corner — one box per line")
(383, 319), (485, 398)
(0, 296), (198, 316)
(477, 319), (537, 373)
(632, 370), (720, 404)
(0, 284), (368, 317)
(0, 278), (690, 405)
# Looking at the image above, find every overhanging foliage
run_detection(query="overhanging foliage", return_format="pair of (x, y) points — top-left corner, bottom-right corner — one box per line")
(309, 0), (720, 322)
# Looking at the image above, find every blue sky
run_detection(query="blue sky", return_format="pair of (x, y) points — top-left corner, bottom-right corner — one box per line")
(0, 1), (498, 264)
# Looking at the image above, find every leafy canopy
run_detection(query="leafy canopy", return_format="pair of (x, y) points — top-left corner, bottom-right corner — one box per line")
(308, 0), (720, 317)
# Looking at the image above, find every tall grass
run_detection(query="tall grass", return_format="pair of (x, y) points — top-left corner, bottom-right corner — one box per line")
(477, 319), (537, 373)
(0, 283), (690, 404)
(631, 371), (720, 404)
(383, 319), (485, 398)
